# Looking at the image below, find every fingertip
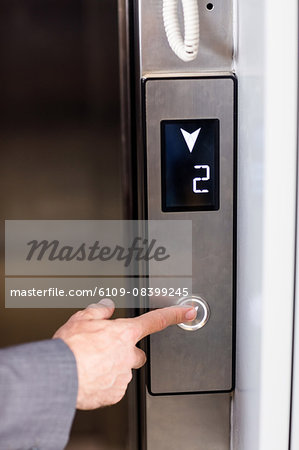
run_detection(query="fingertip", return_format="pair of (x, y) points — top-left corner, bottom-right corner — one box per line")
(98, 298), (115, 308)
(84, 298), (115, 320)
(184, 307), (197, 321)
(170, 305), (197, 323)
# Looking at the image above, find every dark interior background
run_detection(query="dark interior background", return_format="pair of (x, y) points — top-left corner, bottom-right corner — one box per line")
(0, 1), (128, 448)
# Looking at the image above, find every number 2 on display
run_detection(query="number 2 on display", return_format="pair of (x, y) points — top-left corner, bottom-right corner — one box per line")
(193, 165), (210, 194)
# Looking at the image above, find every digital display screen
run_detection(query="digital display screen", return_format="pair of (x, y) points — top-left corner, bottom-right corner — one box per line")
(161, 119), (220, 212)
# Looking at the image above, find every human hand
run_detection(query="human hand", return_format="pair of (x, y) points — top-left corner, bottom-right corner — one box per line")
(53, 298), (196, 410)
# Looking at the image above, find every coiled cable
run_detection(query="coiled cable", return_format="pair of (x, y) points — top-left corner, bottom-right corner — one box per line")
(163, 0), (200, 62)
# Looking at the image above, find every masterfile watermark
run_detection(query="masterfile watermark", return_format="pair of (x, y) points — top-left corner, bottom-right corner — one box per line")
(5, 277), (193, 308)
(5, 220), (192, 276)
(5, 220), (193, 307)
(26, 237), (170, 266)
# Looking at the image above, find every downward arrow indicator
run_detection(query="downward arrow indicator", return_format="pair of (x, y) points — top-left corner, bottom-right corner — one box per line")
(180, 128), (201, 153)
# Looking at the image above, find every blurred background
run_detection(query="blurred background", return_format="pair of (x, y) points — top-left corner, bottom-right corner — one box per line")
(0, 0), (128, 448)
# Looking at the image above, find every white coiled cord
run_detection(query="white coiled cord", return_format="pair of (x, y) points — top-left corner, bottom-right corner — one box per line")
(163, 0), (200, 62)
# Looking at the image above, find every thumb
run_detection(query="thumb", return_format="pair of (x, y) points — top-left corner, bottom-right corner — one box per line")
(85, 298), (115, 320)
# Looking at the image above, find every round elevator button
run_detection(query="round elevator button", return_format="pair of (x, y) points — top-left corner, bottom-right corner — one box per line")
(177, 296), (210, 331)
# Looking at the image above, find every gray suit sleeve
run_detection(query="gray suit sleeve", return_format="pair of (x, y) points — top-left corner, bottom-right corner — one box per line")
(0, 338), (78, 450)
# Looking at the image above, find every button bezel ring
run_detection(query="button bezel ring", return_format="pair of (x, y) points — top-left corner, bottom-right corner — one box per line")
(177, 296), (210, 331)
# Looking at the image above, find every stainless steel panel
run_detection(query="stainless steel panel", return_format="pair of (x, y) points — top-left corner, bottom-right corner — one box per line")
(146, 391), (231, 450)
(139, 0), (234, 75)
(145, 77), (235, 393)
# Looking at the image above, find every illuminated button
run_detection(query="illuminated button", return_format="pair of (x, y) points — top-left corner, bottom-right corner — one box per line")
(177, 296), (210, 331)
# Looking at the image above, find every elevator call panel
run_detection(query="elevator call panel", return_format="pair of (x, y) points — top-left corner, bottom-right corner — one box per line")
(144, 76), (236, 394)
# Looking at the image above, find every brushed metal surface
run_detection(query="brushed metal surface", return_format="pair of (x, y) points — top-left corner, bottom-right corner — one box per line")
(118, 3), (234, 449)
(138, 0), (234, 75)
(145, 77), (235, 393)
(146, 390), (231, 450)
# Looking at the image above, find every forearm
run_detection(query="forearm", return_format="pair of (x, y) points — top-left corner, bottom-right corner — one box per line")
(0, 339), (78, 450)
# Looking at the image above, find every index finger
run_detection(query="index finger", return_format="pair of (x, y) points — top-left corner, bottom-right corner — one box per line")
(133, 306), (197, 342)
